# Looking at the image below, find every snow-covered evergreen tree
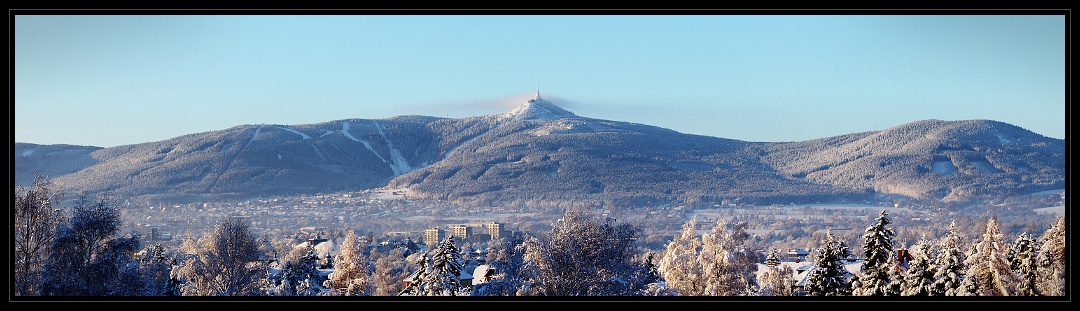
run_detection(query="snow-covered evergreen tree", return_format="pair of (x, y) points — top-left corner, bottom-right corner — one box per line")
(1006, 232), (1037, 271)
(272, 244), (324, 296)
(931, 220), (966, 296)
(635, 252), (672, 296)
(638, 252), (667, 295)
(958, 218), (1021, 296)
(1035, 216), (1065, 296)
(429, 234), (469, 295)
(764, 248), (782, 267)
(901, 237), (935, 296)
(399, 234), (469, 296)
(137, 243), (179, 296)
(1007, 232), (1041, 296)
(854, 209), (897, 296)
(804, 229), (853, 296)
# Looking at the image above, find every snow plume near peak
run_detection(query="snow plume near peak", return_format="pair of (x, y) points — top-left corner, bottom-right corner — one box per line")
(468, 94), (536, 110)
(424, 93), (581, 118)
(505, 96), (577, 121)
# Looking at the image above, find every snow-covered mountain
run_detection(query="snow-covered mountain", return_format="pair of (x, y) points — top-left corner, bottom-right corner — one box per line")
(502, 92), (576, 121)
(14, 95), (1065, 206)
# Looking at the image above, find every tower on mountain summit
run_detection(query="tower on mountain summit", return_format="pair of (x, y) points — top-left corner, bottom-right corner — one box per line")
(506, 80), (576, 121)
(531, 80), (543, 102)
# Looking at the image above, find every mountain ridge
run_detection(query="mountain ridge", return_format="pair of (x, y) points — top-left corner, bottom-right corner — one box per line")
(14, 98), (1065, 207)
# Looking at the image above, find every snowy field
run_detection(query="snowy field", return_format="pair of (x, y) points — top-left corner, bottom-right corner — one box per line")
(1030, 189), (1065, 216)
(1033, 205), (1065, 216)
(691, 203), (920, 221)
(932, 160), (957, 175)
(370, 188), (410, 200)
(1031, 189), (1065, 195)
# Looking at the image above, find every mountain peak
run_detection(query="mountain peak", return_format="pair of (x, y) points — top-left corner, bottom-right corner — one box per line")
(504, 86), (576, 121)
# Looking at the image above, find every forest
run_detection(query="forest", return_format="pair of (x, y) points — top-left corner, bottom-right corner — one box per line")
(12, 177), (1066, 299)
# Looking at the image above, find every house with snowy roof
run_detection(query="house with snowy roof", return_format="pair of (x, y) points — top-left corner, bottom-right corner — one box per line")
(755, 254), (862, 296)
(790, 259), (864, 293)
(459, 268), (475, 287)
(761, 248), (913, 295)
(786, 249), (809, 262)
(471, 264), (497, 286)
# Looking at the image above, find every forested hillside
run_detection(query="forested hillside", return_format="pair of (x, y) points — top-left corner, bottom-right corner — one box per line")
(13, 143), (101, 187)
(14, 99), (1065, 207)
(759, 119), (1065, 201)
(16, 114), (502, 202)
(388, 115), (852, 206)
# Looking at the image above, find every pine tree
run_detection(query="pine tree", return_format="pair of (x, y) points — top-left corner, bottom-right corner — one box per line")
(804, 229), (853, 296)
(1035, 216), (1065, 296)
(959, 218), (1021, 296)
(764, 248), (782, 267)
(428, 234), (468, 296)
(272, 244), (323, 296)
(901, 237), (935, 296)
(640, 252), (663, 292)
(138, 244), (178, 296)
(1007, 232), (1041, 296)
(1006, 232), (1036, 271)
(399, 234), (468, 296)
(638, 251), (673, 296)
(854, 209), (896, 296)
(931, 220), (966, 296)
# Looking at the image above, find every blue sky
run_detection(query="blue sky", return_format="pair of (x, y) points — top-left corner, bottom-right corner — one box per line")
(14, 12), (1066, 148)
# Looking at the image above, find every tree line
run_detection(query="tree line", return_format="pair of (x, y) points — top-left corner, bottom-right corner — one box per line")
(13, 177), (1065, 298)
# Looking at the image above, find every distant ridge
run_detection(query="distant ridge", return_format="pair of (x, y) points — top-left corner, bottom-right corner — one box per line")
(15, 95), (1065, 207)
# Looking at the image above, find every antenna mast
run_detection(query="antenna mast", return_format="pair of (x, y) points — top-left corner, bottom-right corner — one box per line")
(534, 79), (542, 100)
